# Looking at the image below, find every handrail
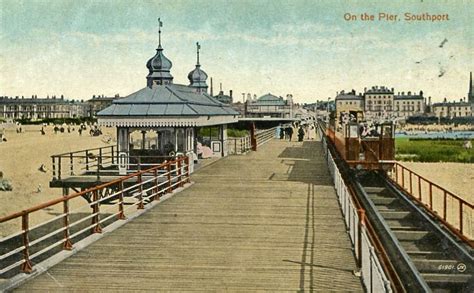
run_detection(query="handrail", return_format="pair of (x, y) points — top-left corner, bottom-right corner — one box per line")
(52, 145), (114, 157)
(389, 162), (473, 245)
(0, 156), (191, 278)
(255, 126), (277, 147)
(1, 157), (186, 222)
(227, 136), (251, 155)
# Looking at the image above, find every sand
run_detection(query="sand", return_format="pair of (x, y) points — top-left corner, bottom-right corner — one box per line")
(397, 162), (473, 239)
(0, 124), (116, 237)
(401, 162), (473, 203)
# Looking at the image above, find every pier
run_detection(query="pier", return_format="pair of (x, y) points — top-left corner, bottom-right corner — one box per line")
(1, 126), (472, 292)
(8, 138), (363, 291)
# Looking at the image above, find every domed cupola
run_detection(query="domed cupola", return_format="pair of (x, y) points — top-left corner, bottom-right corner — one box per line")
(188, 42), (208, 94)
(146, 18), (174, 88)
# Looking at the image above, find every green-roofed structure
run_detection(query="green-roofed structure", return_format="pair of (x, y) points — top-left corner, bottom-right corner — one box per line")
(98, 21), (238, 174)
(245, 93), (294, 118)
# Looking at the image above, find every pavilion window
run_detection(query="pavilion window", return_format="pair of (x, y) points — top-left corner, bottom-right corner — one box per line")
(176, 129), (186, 152)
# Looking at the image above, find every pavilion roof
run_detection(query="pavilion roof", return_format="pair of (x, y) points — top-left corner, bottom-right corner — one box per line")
(97, 84), (239, 127)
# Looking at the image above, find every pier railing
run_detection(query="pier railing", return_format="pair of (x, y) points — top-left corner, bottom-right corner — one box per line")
(388, 163), (473, 244)
(51, 146), (177, 181)
(255, 127), (277, 147)
(51, 146), (116, 180)
(0, 156), (191, 279)
(227, 127), (277, 155)
(227, 136), (252, 155)
(317, 122), (399, 293)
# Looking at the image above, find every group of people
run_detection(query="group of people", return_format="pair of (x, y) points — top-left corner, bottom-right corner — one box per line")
(42, 124), (101, 136)
(278, 123), (316, 142)
(279, 125), (294, 141)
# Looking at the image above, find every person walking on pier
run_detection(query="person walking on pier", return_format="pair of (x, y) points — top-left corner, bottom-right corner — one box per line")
(286, 126), (293, 141)
(298, 126), (305, 142)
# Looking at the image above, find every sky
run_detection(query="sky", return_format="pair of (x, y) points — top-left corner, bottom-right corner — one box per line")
(0, 0), (473, 103)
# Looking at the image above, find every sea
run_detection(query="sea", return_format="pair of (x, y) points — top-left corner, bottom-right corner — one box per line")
(395, 131), (474, 139)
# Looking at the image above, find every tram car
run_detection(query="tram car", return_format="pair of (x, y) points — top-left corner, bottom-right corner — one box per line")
(326, 114), (396, 170)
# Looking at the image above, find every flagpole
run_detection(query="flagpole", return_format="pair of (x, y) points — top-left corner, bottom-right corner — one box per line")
(196, 42), (200, 65)
(158, 18), (162, 48)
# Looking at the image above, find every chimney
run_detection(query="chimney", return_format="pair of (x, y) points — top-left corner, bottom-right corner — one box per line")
(419, 90), (423, 97)
(210, 77), (213, 96)
(229, 90), (233, 98)
(391, 87), (394, 92)
(408, 91), (411, 95)
(364, 87), (367, 92)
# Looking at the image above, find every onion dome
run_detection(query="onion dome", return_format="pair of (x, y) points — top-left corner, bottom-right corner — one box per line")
(146, 18), (174, 87)
(188, 42), (208, 93)
(147, 47), (173, 74)
(188, 65), (208, 87)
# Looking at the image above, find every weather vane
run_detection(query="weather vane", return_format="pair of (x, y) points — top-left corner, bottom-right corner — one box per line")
(158, 18), (163, 47)
(196, 42), (201, 65)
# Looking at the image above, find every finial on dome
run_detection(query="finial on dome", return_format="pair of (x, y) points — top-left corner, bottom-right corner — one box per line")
(196, 42), (201, 66)
(188, 42), (208, 94)
(158, 17), (163, 49)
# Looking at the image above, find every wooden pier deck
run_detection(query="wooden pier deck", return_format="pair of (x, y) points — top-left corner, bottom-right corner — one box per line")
(15, 139), (363, 291)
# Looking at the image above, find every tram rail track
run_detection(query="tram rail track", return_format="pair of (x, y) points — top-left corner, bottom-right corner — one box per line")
(352, 170), (473, 292)
(319, 120), (473, 292)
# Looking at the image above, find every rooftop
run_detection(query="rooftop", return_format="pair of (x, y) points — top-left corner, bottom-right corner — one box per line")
(365, 86), (394, 94)
(250, 93), (286, 106)
(97, 84), (239, 117)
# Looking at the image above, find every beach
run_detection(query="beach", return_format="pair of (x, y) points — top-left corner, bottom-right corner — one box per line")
(401, 162), (473, 203)
(0, 124), (116, 237)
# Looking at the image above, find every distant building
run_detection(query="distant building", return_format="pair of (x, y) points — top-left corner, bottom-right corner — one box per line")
(393, 91), (425, 118)
(87, 94), (122, 117)
(214, 90), (233, 104)
(432, 98), (472, 118)
(363, 86), (394, 119)
(245, 93), (293, 118)
(0, 95), (88, 120)
(230, 101), (245, 116)
(430, 73), (474, 119)
(335, 90), (364, 118)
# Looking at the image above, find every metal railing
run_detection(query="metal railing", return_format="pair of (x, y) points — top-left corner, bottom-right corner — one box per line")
(389, 163), (473, 244)
(317, 123), (396, 293)
(227, 136), (251, 155)
(51, 146), (177, 181)
(0, 156), (191, 279)
(51, 146), (116, 180)
(227, 127), (277, 155)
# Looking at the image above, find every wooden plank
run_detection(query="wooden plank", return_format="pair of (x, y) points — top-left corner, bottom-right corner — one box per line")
(16, 140), (363, 292)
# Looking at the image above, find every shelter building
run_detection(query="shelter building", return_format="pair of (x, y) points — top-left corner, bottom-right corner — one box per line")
(97, 20), (239, 174)
(245, 93), (293, 118)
